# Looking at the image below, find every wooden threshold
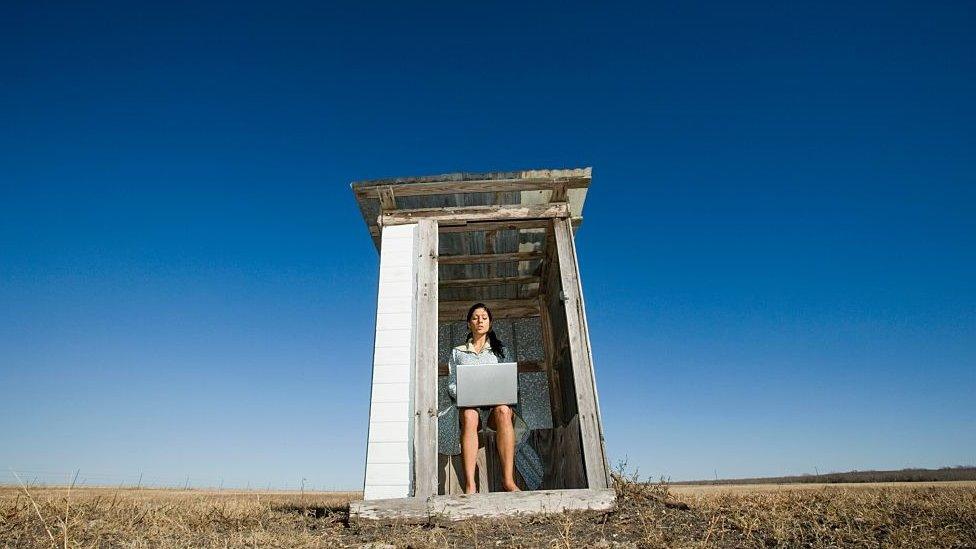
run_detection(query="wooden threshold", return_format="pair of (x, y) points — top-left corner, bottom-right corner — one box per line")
(348, 488), (616, 523)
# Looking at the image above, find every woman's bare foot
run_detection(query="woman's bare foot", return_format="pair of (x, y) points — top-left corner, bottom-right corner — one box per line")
(502, 481), (521, 492)
(464, 480), (477, 494)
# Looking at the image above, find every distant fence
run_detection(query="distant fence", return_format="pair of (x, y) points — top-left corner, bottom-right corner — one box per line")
(0, 468), (355, 492)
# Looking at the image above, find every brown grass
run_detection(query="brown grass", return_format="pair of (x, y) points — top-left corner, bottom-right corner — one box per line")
(1, 478), (974, 547)
(677, 483), (976, 548)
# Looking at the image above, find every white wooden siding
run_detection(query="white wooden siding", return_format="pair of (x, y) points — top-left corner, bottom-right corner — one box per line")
(369, 401), (410, 422)
(363, 223), (418, 501)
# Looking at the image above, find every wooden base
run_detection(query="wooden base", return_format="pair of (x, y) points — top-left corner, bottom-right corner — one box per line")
(349, 488), (615, 523)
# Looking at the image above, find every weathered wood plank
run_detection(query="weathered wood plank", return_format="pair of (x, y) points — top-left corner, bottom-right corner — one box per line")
(484, 229), (497, 279)
(483, 429), (528, 492)
(354, 167), (589, 189)
(438, 454), (459, 495)
(439, 299), (540, 321)
(561, 216), (612, 491)
(378, 186), (397, 211)
(349, 496), (428, 522)
(438, 449), (489, 495)
(439, 275), (539, 288)
(380, 203), (570, 227)
(354, 174), (591, 199)
(539, 222), (565, 427)
(413, 219), (439, 499)
(544, 244), (576, 424)
(349, 488), (616, 523)
(549, 182), (567, 202)
(437, 219), (552, 234)
(555, 415), (586, 489)
(538, 293), (563, 426)
(438, 252), (543, 265)
(553, 218), (610, 490)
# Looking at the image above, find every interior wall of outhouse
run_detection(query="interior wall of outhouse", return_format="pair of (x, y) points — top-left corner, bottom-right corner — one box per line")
(435, 224), (588, 494)
(541, 240), (587, 488)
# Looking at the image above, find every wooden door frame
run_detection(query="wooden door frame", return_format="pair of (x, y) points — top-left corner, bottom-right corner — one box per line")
(412, 219), (439, 498)
(552, 217), (610, 489)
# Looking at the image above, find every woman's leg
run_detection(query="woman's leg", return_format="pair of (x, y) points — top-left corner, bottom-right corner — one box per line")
(459, 408), (481, 494)
(489, 405), (520, 492)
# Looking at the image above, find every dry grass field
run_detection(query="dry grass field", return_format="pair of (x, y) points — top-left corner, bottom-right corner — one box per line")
(1, 477), (974, 548)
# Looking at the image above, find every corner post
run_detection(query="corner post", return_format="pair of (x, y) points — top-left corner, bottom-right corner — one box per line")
(552, 217), (610, 489)
(413, 219), (439, 498)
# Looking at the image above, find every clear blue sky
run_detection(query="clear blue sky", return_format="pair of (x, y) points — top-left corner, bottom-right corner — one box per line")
(1, 1), (973, 490)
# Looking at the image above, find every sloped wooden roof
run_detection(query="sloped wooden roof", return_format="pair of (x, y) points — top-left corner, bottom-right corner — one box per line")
(351, 167), (592, 313)
(351, 167), (590, 250)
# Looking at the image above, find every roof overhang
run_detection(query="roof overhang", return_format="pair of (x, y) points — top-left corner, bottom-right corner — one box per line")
(351, 167), (591, 251)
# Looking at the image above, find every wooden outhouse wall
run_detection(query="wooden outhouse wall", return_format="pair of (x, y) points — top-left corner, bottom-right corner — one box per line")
(362, 224), (419, 501)
(353, 168), (610, 508)
(364, 216), (606, 498)
(362, 220), (438, 501)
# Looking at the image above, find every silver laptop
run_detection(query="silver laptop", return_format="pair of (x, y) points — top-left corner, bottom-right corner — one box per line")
(455, 362), (518, 407)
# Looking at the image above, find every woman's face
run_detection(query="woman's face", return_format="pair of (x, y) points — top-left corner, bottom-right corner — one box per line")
(468, 307), (491, 337)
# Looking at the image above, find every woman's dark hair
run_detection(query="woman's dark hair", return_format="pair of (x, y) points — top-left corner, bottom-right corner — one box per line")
(466, 302), (506, 360)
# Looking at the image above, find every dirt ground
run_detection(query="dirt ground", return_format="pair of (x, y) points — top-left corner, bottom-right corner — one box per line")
(1, 479), (974, 547)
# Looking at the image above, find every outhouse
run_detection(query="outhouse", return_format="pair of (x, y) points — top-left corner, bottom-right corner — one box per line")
(348, 168), (614, 520)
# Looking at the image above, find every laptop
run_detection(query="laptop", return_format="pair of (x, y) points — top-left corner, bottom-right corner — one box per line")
(455, 362), (518, 408)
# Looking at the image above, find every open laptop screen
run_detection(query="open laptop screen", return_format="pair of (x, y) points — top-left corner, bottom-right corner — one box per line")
(455, 362), (518, 407)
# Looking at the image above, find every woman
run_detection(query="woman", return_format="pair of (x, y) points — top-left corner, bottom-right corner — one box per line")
(447, 303), (521, 493)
